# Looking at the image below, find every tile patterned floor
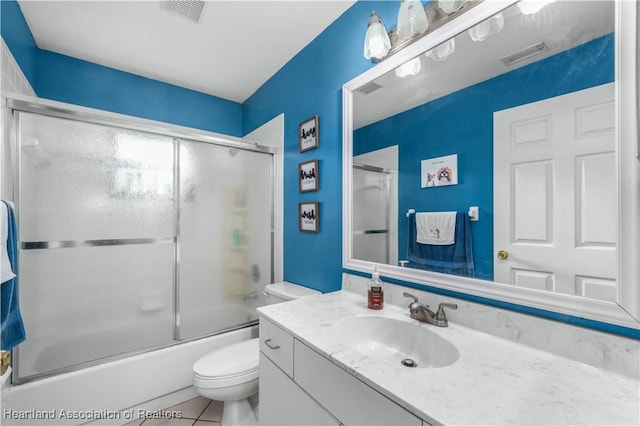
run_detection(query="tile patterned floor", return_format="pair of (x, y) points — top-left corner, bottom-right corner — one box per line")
(122, 396), (223, 426)
(122, 395), (259, 426)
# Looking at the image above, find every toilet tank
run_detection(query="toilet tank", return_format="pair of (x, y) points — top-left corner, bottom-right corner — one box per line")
(264, 281), (320, 305)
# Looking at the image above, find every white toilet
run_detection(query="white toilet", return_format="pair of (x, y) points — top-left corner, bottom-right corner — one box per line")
(192, 282), (320, 425)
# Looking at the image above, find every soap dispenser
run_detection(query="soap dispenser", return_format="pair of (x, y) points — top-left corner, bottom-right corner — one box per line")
(367, 265), (384, 310)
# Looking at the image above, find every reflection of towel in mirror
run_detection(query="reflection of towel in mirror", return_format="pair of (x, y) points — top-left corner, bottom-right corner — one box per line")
(1, 201), (26, 350)
(415, 212), (456, 245)
(407, 212), (475, 278)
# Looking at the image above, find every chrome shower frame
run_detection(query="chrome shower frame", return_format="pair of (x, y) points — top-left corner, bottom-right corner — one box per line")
(3, 95), (276, 384)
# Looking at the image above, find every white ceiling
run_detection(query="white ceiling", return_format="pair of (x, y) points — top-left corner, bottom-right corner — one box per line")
(18, 0), (355, 103)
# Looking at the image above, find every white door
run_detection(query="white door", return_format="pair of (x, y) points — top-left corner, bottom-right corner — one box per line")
(494, 83), (617, 302)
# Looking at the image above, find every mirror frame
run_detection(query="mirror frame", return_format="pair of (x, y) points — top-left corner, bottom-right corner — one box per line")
(342, 0), (639, 331)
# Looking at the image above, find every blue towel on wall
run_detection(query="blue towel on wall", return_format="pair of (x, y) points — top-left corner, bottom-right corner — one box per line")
(1, 201), (26, 350)
(407, 212), (475, 278)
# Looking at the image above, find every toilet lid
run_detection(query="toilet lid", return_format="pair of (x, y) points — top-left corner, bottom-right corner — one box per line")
(193, 338), (259, 379)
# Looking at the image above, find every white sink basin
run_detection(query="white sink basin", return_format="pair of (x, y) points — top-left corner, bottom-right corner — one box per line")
(333, 316), (459, 369)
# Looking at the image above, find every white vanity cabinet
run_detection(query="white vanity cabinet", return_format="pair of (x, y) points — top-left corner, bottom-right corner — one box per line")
(259, 316), (426, 426)
(259, 316), (339, 425)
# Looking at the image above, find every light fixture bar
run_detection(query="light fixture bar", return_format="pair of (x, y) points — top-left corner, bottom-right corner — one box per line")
(383, 0), (482, 61)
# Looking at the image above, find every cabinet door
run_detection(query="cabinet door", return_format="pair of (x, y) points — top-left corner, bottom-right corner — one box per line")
(294, 340), (422, 426)
(259, 353), (339, 426)
(259, 316), (294, 377)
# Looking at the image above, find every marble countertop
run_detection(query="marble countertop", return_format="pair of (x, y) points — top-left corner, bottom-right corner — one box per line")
(258, 290), (640, 425)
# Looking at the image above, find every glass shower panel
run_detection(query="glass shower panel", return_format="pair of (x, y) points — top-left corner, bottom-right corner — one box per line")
(18, 112), (175, 242)
(352, 167), (390, 264)
(17, 244), (175, 378)
(16, 112), (176, 379)
(179, 142), (272, 339)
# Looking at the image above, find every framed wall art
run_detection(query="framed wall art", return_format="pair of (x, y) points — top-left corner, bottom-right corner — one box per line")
(299, 115), (319, 152)
(421, 154), (458, 188)
(299, 201), (319, 233)
(298, 159), (319, 192)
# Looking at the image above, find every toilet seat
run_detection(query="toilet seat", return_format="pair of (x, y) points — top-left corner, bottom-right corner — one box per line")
(193, 338), (259, 388)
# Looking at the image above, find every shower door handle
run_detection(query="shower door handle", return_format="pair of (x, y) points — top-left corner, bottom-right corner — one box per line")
(264, 339), (280, 350)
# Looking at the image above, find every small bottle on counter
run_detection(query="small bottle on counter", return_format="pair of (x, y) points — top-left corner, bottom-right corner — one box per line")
(367, 265), (384, 310)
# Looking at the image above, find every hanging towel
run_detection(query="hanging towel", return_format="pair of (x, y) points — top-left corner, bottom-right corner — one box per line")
(1, 201), (26, 350)
(1, 203), (16, 284)
(407, 212), (475, 278)
(415, 212), (456, 245)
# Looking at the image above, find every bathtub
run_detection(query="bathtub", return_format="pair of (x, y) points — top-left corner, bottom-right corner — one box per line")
(3, 325), (258, 426)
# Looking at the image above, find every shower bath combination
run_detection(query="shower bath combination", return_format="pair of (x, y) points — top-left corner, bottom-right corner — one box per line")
(2, 98), (275, 383)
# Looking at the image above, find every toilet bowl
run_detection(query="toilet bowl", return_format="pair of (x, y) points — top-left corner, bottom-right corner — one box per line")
(193, 339), (259, 425)
(192, 282), (320, 425)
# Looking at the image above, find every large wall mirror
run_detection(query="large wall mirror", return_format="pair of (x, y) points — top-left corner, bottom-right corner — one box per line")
(343, 0), (639, 330)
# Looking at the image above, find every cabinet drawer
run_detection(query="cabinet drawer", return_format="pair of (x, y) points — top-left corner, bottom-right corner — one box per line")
(294, 340), (422, 426)
(259, 353), (339, 426)
(259, 316), (294, 377)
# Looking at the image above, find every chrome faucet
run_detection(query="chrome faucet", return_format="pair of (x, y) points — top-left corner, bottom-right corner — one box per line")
(403, 292), (457, 327)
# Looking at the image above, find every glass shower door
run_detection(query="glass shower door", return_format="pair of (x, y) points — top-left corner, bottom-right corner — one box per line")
(16, 112), (176, 379)
(352, 166), (391, 264)
(178, 142), (272, 339)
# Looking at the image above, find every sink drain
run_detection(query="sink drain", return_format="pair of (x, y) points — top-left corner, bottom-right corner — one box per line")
(401, 358), (417, 368)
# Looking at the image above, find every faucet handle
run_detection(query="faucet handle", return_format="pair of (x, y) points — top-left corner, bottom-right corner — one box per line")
(435, 303), (458, 322)
(403, 292), (428, 308)
(402, 292), (418, 304)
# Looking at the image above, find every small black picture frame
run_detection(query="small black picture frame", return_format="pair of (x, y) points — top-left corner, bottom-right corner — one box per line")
(299, 159), (319, 192)
(299, 115), (319, 152)
(299, 202), (319, 233)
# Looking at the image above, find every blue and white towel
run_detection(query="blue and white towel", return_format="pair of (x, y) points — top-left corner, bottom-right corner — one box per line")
(415, 212), (456, 245)
(407, 211), (475, 278)
(1, 201), (26, 350)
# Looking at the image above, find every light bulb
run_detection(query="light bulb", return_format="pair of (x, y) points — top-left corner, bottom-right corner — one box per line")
(517, 0), (556, 15)
(468, 13), (504, 42)
(439, 0), (467, 14)
(395, 57), (422, 78)
(426, 39), (455, 62)
(364, 11), (391, 61)
(397, 0), (428, 43)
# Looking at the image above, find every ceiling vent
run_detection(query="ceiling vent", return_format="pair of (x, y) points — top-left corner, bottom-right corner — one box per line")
(501, 41), (549, 67)
(160, 0), (206, 24)
(359, 81), (383, 95)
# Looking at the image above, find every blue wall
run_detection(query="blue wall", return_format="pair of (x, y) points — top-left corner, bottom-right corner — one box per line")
(1, 0), (38, 88)
(1, 0), (242, 137)
(37, 51), (243, 137)
(242, 1), (403, 293)
(353, 35), (615, 281)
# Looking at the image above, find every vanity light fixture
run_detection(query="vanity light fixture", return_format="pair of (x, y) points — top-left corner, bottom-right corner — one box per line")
(364, 0), (474, 63)
(468, 13), (504, 41)
(364, 11), (391, 61)
(397, 0), (429, 43)
(517, 0), (557, 15)
(426, 39), (456, 61)
(438, 0), (468, 14)
(395, 57), (422, 78)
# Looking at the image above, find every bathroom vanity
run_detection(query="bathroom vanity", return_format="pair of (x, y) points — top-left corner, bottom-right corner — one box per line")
(258, 289), (639, 425)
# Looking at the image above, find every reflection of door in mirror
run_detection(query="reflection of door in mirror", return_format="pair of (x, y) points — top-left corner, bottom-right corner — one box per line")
(352, 146), (398, 266)
(494, 83), (616, 302)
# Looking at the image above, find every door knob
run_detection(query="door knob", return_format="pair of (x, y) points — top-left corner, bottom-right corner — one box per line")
(497, 250), (509, 260)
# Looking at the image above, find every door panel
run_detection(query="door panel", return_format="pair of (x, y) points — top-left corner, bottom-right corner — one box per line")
(494, 83), (616, 300)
